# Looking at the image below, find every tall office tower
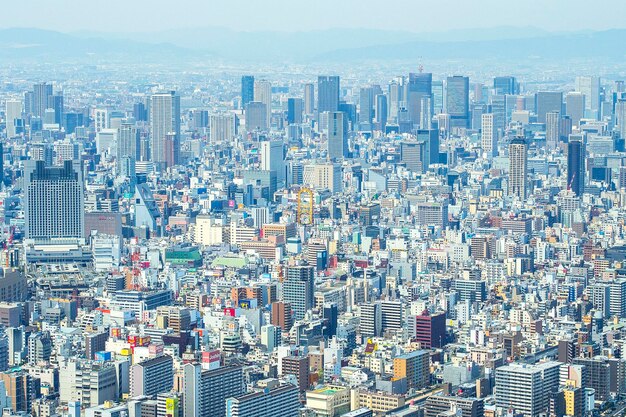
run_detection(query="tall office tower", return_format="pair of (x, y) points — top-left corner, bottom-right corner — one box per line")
(446, 76), (470, 129)
(616, 99), (626, 139)
(375, 94), (388, 130)
(209, 113), (236, 142)
(567, 135), (585, 196)
(5, 99), (22, 138)
(495, 362), (562, 417)
(388, 81), (401, 121)
(508, 137), (528, 199)
(192, 109), (209, 129)
(150, 91), (181, 170)
(565, 92), (585, 127)
(93, 108), (109, 132)
(328, 111), (348, 160)
(358, 86), (374, 126)
(133, 102), (148, 121)
(317, 76), (340, 115)
(481, 113), (497, 157)
(575, 76), (601, 119)
(490, 94), (506, 133)
(27, 332), (52, 365)
(225, 383), (300, 417)
(23, 91), (33, 115)
(535, 91), (563, 124)
(545, 111), (561, 150)
(419, 95), (433, 129)
(260, 140), (285, 185)
(493, 76), (518, 95)
(117, 123), (141, 162)
(183, 364), (244, 417)
(417, 129), (439, 166)
(400, 140), (426, 173)
(302, 163), (342, 193)
(241, 75), (255, 109)
(359, 302), (382, 337)
(432, 80), (444, 114)
(0, 371), (36, 413)
(245, 102), (268, 131)
(32, 82), (52, 118)
(130, 355), (174, 397)
(407, 72), (432, 127)
(48, 93), (64, 125)
(254, 79), (272, 124)
(24, 160), (84, 244)
(283, 264), (315, 321)
(303, 83), (315, 116)
(287, 98), (303, 125)
(393, 350), (430, 390)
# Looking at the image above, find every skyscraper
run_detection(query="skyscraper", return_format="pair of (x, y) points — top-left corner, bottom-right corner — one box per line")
(545, 111), (561, 150)
(183, 365), (244, 417)
(407, 72), (432, 127)
(130, 355), (174, 397)
(260, 140), (285, 186)
(575, 76), (600, 119)
(304, 83), (315, 116)
(375, 94), (388, 130)
(446, 76), (470, 129)
(241, 75), (255, 109)
(358, 87), (374, 126)
(287, 98), (303, 125)
(32, 82), (52, 118)
(317, 76), (340, 115)
(567, 135), (585, 196)
(5, 99), (22, 139)
(481, 113), (496, 157)
(47, 93), (64, 126)
(117, 123), (141, 162)
(283, 264), (315, 321)
(565, 92), (585, 127)
(508, 137), (528, 199)
(253, 80), (272, 124)
(535, 91), (563, 124)
(328, 111), (348, 160)
(245, 102), (268, 131)
(417, 129), (439, 166)
(493, 76), (518, 95)
(24, 160), (84, 244)
(150, 91), (181, 170)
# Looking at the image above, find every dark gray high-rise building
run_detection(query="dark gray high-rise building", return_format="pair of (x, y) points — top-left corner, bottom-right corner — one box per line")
(241, 75), (255, 109)
(508, 137), (528, 199)
(283, 264), (315, 321)
(328, 112), (348, 160)
(358, 87), (374, 126)
(32, 82), (52, 118)
(47, 93), (64, 126)
(24, 160), (84, 243)
(407, 72), (432, 127)
(446, 76), (470, 129)
(567, 135), (585, 196)
(375, 94), (388, 130)
(493, 76), (518, 95)
(417, 129), (439, 166)
(535, 91), (563, 124)
(287, 98), (303, 125)
(317, 76), (340, 115)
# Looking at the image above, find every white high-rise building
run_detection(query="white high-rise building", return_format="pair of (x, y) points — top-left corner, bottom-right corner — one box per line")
(5, 99), (22, 138)
(260, 140), (284, 186)
(575, 76), (600, 119)
(24, 160), (84, 244)
(481, 113), (496, 157)
(150, 91), (181, 170)
(545, 111), (560, 150)
(253, 80), (272, 125)
(508, 138), (528, 199)
(209, 113), (236, 142)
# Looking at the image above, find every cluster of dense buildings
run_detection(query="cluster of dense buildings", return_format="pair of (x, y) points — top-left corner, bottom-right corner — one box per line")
(0, 71), (623, 417)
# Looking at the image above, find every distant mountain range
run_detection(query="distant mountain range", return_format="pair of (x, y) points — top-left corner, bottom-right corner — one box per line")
(0, 26), (623, 63)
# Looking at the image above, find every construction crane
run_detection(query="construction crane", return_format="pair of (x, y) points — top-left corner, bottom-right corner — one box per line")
(297, 187), (314, 226)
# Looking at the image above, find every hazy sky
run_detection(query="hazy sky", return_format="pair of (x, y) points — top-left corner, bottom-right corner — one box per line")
(2, 0), (625, 33)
